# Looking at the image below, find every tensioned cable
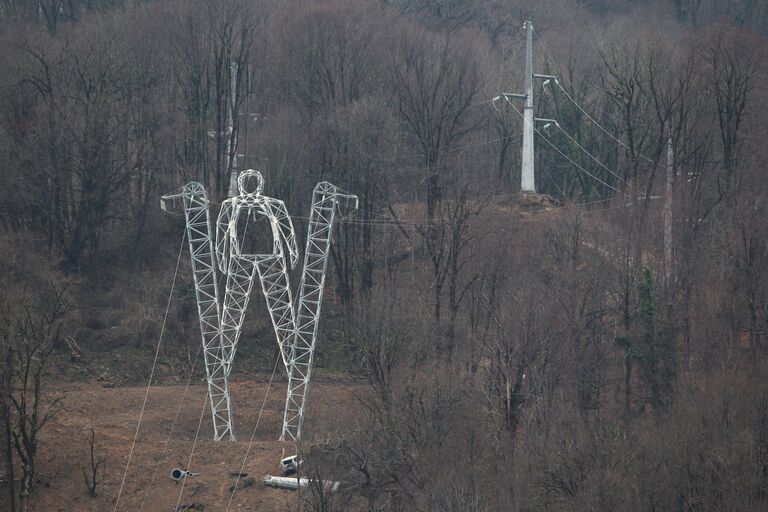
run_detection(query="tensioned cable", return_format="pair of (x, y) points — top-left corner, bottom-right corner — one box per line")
(504, 97), (620, 193)
(447, 132), (520, 154)
(292, 214), (442, 227)
(174, 390), (209, 511)
(555, 123), (625, 183)
(512, 198), (659, 223)
(368, 96), (491, 135)
(531, 27), (662, 168)
(531, 26), (623, 126)
(303, 194), (640, 230)
(113, 231), (186, 512)
(224, 354), (281, 512)
(290, 132), (522, 229)
(554, 79), (659, 165)
(137, 342), (204, 511)
(382, 130), (520, 164)
(575, 197), (615, 207)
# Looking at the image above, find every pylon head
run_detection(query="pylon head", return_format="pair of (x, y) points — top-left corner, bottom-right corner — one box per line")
(238, 169), (264, 197)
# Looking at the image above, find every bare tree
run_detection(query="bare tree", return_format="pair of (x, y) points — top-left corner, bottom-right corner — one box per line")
(5, 282), (67, 511)
(81, 427), (103, 498)
(350, 291), (412, 411)
(417, 168), (489, 340)
(390, 28), (482, 227)
(207, 0), (258, 199)
(704, 25), (763, 197)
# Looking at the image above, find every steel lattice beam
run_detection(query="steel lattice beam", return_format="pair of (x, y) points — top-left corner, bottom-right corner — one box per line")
(161, 183), (234, 441)
(280, 182), (358, 441)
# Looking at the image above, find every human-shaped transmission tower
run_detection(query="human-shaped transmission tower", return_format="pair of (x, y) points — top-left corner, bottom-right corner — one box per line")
(161, 170), (357, 442)
(215, 171), (299, 380)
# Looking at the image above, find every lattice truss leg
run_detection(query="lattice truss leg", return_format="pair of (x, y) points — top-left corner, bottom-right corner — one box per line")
(281, 182), (358, 442)
(220, 254), (259, 377)
(161, 183), (234, 441)
(216, 188), (300, 371)
(255, 254), (297, 369)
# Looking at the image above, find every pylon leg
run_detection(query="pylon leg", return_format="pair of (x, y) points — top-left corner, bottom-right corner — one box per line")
(220, 255), (260, 376)
(255, 254), (297, 371)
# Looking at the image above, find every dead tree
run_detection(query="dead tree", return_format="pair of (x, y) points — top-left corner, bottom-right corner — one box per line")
(81, 427), (103, 498)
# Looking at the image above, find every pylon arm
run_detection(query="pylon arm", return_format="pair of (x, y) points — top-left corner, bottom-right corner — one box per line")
(161, 183), (235, 442)
(266, 198), (299, 268)
(280, 182), (358, 441)
(215, 200), (235, 273)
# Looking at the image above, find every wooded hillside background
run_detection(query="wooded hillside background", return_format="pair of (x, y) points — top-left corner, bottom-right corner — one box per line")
(1, 0), (768, 510)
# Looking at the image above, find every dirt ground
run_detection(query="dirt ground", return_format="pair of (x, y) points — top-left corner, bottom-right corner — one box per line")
(2, 375), (362, 512)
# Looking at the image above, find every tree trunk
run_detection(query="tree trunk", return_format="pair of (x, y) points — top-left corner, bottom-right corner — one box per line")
(624, 352), (633, 417)
(2, 347), (15, 512)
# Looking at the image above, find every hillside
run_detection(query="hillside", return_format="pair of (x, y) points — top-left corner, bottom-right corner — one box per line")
(2, 0), (768, 511)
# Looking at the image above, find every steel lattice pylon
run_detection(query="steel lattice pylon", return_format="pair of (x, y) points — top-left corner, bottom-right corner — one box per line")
(215, 172), (300, 378)
(161, 171), (357, 442)
(281, 181), (357, 441)
(161, 183), (235, 441)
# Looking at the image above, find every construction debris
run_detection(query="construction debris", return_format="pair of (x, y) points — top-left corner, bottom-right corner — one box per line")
(263, 475), (340, 492)
(228, 477), (256, 492)
(175, 503), (205, 512)
(170, 468), (199, 481)
(280, 454), (304, 476)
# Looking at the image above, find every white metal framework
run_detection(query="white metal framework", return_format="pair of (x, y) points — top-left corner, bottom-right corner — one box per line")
(215, 170), (300, 377)
(161, 170), (357, 443)
(161, 183), (234, 441)
(281, 181), (357, 441)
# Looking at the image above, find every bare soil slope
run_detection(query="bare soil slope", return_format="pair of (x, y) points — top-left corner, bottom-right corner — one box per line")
(3, 376), (361, 512)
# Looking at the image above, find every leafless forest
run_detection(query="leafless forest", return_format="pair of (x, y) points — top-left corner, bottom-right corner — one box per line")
(1, 0), (768, 510)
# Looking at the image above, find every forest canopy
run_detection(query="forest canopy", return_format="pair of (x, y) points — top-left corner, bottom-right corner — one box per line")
(1, 0), (768, 511)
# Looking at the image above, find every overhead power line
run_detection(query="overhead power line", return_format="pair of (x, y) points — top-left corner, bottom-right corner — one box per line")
(554, 79), (658, 166)
(532, 27), (663, 168)
(500, 21), (621, 194)
(531, 27), (624, 127)
(113, 232), (186, 512)
(504, 97), (620, 193)
(555, 123), (625, 183)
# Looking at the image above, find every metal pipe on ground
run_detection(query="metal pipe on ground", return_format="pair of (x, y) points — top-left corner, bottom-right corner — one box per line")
(263, 475), (339, 492)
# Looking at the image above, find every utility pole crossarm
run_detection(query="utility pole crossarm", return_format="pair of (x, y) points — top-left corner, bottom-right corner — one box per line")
(501, 93), (527, 99)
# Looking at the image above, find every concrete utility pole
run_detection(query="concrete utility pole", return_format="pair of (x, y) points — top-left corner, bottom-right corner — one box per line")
(495, 22), (556, 192)
(521, 21), (535, 193)
(663, 136), (674, 288)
